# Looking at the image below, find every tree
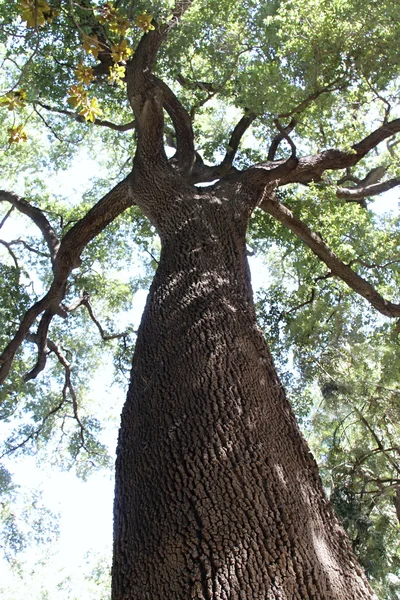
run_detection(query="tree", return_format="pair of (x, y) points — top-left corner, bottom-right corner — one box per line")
(1, 0), (400, 597)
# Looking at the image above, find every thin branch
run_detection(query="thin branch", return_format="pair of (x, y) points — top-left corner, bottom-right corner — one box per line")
(0, 191), (60, 262)
(176, 74), (215, 93)
(81, 295), (129, 341)
(0, 398), (65, 459)
(7, 238), (50, 258)
(0, 239), (20, 269)
(0, 206), (15, 229)
(276, 77), (346, 119)
(347, 258), (400, 271)
(64, 292), (130, 341)
(260, 197), (400, 318)
(35, 101), (136, 132)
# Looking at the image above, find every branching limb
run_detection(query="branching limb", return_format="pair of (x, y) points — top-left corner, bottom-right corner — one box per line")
(336, 177), (400, 201)
(0, 176), (134, 385)
(275, 118), (400, 187)
(0, 191), (60, 262)
(268, 118), (296, 161)
(82, 296), (129, 341)
(3, 238), (50, 259)
(190, 111), (258, 183)
(260, 197), (400, 318)
(0, 397), (66, 459)
(65, 292), (130, 341)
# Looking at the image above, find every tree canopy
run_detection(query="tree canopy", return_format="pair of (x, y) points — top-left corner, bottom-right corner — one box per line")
(1, 0), (400, 597)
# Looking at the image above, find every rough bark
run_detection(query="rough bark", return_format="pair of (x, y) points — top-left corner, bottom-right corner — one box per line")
(112, 184), (377, 599)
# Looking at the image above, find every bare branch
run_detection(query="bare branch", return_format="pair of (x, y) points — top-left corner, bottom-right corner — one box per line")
(260, 197), (400, 318)
(176, 74), (216, 93)
(35, 101), (136, 132)
(5, 238), (50, 258)
(0, 397), (65, 459)
(336, 177), (400, 200)
(81, 294), (129, 341)
(0, 191), (60, 262)
(65, 292), (130, 341)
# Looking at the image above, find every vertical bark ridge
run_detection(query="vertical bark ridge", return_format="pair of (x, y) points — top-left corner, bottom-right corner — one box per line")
(112, 190), (377, 599)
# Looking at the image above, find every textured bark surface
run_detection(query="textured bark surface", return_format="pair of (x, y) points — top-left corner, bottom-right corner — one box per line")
(112, 186), (377, 600)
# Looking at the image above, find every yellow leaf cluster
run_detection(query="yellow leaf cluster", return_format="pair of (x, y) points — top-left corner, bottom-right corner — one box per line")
(67, 85), (102, 123)
(98, 2), (130, 37)
(83, 35), (102, 59)
(78, 97), (102, 123)
(8, 125), (28, 144)
(67, 84), (87, 109)
(108, 64), (126, 86)
(0, 90), (27, 111)
(136, 12), (155, 33)
(18, 0), (59, 28)
(111, 40), (134, 63)
(75, 63), (95, 85)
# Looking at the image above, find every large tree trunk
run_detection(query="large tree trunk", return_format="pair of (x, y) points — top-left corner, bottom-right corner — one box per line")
(112, 184), (377, 599)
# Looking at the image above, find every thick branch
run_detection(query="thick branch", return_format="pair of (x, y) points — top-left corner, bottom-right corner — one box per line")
(152, 76), (196, 174)
(260, 197), (400, 318)
(0, 191), (60, 262)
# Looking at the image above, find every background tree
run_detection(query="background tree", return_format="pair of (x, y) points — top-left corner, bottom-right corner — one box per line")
(1, 0), (400, 598)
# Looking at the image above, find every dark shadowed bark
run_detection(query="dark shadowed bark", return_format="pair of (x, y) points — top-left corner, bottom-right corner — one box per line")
(112, 179), (377, 599)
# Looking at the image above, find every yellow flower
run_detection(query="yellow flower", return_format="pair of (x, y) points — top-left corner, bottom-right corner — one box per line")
(108, 64), (126, 86)
(79, 97), (103, 123)
(67, 84), (87, 109)
(75, 63), (95, 85)
(136, 12), (155, 33)
(8, 124), (28, 144)
(111, 40), (134, 63)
